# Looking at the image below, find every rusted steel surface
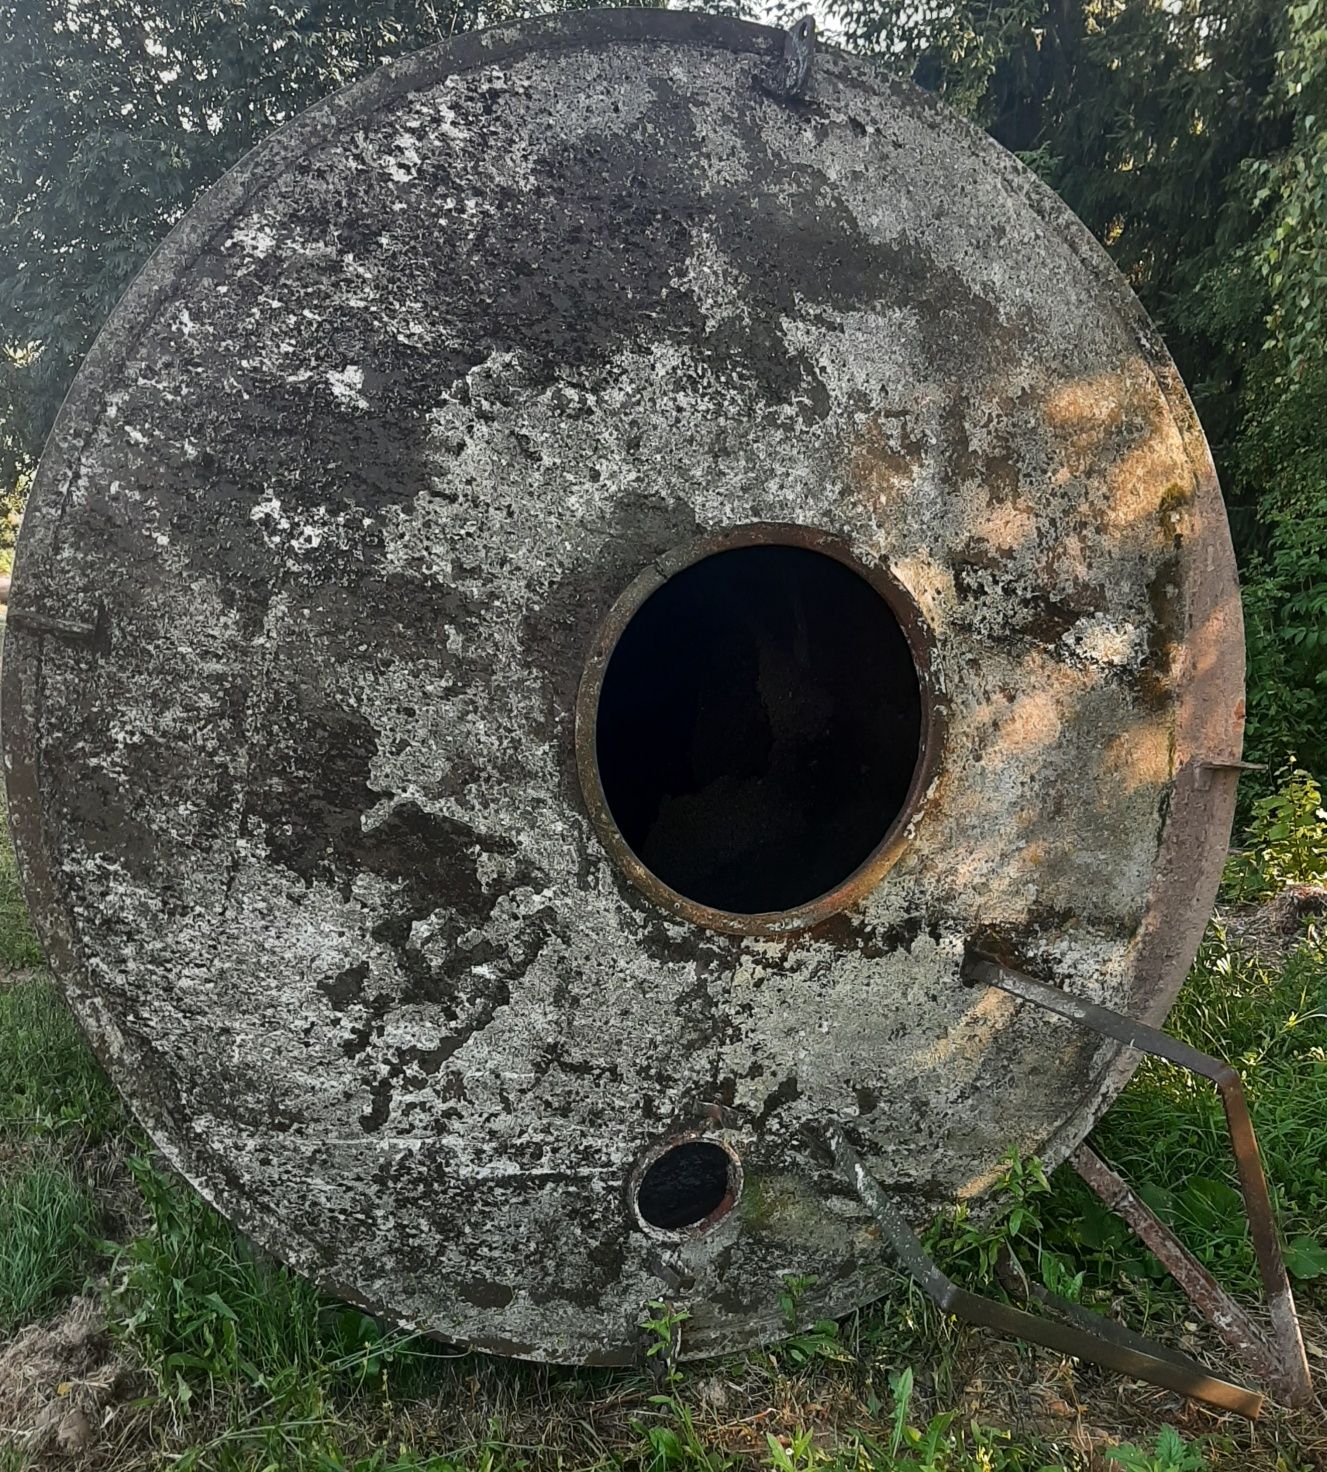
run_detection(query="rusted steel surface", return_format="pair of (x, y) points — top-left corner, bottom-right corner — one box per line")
(2, 10), (1246, 1362)
(1069, 1147), (1280, 1392)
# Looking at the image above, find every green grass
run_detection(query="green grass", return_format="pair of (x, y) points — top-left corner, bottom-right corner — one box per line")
(929, 774), (1327, 1328)
(0, 805), (41, 971)
(1073, 924), (1327, 1298)
(112, 1153), (423, 1399)
(83, 1160), (1078, 1471)
(0, 976), (123, 1142)
(986, 921), (1327, 1336)
(0, 1155), (97, 1334)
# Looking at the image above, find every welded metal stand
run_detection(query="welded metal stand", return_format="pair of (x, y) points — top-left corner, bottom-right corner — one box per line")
(826, 954), (1313, 1420)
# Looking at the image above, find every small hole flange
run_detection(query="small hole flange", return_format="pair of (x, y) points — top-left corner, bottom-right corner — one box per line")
(631, 1135), (742, 1236)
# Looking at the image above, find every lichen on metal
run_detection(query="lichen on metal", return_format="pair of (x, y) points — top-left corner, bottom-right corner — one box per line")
(1, 9), (1245, 1364)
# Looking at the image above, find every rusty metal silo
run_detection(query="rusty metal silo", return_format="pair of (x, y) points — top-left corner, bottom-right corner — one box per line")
(4, 7), (1281, 1394)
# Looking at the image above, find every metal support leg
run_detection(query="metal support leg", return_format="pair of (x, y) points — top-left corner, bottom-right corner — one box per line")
(827, 1126), (1266, 1419)
(1069, 1144), (1280, 1387)
(823, 954), (1313, 1420)
(965, 954), (1310, 1409)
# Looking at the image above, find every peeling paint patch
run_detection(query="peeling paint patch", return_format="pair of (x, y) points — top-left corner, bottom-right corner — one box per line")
(327, 364), (368, 410)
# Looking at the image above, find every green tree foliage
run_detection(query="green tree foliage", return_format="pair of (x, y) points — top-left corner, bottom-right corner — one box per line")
(0, 0), (643, 522)
(821, 0), (1327, 779)
(2, 0), (1323, 774)
(1235, 2), (1327, 777)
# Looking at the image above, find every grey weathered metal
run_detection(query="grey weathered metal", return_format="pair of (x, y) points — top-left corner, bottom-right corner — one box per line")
(2, 9), (1246, 1364)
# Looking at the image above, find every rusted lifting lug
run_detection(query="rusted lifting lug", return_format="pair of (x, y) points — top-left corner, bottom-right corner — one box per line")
(1194, 758), (1266, 792)
(755, 15), (815, 103)
(646, 1249), (695, 1295)
(683, 1095), (742, 1129)
(958, 952), (1313, 1413)
(6, 603), (108, 651)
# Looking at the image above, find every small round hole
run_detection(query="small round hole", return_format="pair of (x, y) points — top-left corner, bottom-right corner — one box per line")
(635, 1140), (738, 1232)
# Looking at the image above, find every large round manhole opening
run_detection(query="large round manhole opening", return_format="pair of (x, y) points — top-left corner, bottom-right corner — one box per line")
(635, 1140), (738, 1232)
(588, 536), (925, 919)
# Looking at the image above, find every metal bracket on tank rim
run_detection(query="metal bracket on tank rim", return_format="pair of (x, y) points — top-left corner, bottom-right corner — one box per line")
(823, 954), (1313, 1420)
(755, 15), (816, 102)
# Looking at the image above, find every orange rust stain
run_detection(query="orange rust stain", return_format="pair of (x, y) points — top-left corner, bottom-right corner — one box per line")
(1015, 839), (1050, 870)
(997, 686), (1064, 755)
(1041, 373), (1130, 479)
(911, 986), (1014, 1074)
(1101, 430), (1193, 536)
(1041, 369), (1192, 541)
(1102, 723), (1172, 794)
(1042, 374), (1129, 433)
(845, 411), (922, 515)
(1173, 594), (1248, 759)
(1035, 531), (1091, 589)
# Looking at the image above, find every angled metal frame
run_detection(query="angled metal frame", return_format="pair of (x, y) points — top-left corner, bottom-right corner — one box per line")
(823, 953), (1313, 1421)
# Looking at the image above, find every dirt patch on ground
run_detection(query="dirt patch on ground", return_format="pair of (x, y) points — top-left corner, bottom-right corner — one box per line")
(953, 1312), (1327, 1470)
(1224, 885), (1327, 969)
(0, 1296), (141, 1468)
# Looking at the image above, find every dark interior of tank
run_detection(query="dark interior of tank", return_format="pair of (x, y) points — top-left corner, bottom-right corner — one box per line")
(636, 1140), (733, 1230)
(594, 544), (923, 915)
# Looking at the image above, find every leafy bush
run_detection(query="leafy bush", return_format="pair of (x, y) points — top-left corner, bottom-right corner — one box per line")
(924, 1148), (1051, 1283)
(1105, 1428), (1206, 1472)
(1224, 766), (1327, 899)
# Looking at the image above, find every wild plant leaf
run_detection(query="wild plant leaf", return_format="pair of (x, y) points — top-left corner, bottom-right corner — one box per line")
(1284, 1235), (1327, 1280)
